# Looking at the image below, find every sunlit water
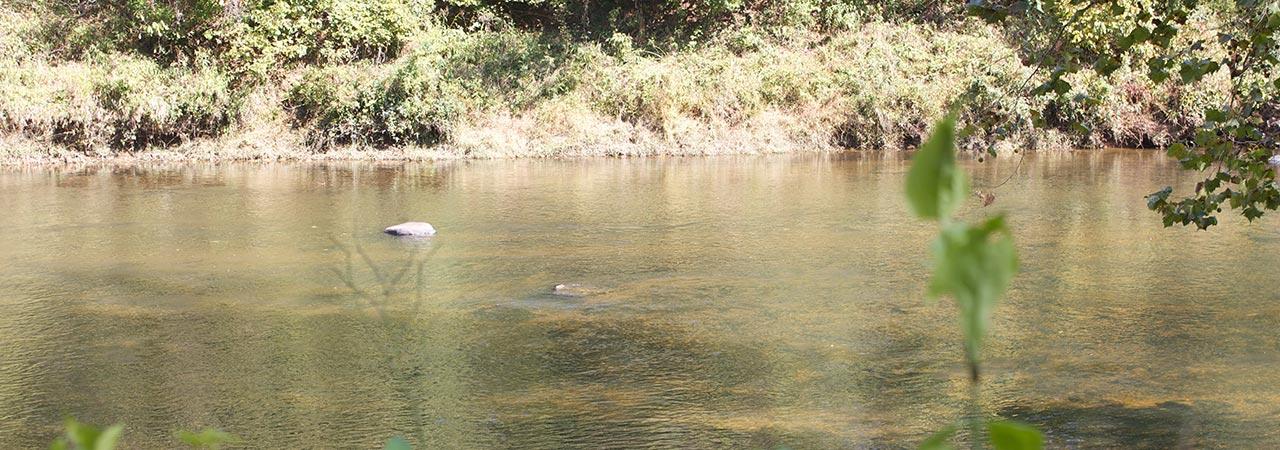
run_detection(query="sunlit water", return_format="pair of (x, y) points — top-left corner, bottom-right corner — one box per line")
(1, 150), (1278, 448)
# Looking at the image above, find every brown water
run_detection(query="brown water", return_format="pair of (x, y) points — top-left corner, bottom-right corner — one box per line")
(0, 150), (1278, 449)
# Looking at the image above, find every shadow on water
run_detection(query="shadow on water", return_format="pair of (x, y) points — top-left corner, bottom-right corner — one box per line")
(455, 277), (967, 449)
(322, 232), (488, 448)
(999, 399), (1275, 449)
(463, 309), (863, 448)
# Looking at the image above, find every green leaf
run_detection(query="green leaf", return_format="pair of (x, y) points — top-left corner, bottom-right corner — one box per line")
(59, 418), (124, 450)
(385, 436), (412, 450)
(66, 418), (100, 450)
(927, 216), (1017, 363)
(1204, 176), (1221, 193)
(1179, 62), (1201, 83)
(1120, 26), (1151, 49)
(919, 425), (957, 450)
(1146, 187), (1173, 210)
(1129, 26), (1151, 43)
(177, 428), (236, 448)
(1149, 67), (1170, 83)
(906, 116), (968, 220)
(95, 425), (123, 450)
(989, 420), (1044, 450)
(1244, 206), (1264, 221)
(1152, 23), (1177, 47)
(1029, 109), (1046, 128)
(966, 0), (1010, 23)
(1147, 58), (1171, 83)
(1051, 78), (1071, 95)
(1093, 56), (1121, 75)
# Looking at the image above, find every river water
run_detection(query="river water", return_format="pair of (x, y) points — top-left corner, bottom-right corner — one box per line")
(0, 150), (1277, 448)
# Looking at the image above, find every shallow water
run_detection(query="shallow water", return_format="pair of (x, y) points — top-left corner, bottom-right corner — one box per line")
(0, 150), (1278, 448)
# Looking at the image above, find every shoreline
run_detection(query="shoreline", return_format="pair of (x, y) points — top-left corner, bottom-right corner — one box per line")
(0, 139), (1117, 167)
(0, 147), (855, 167)
(0, 144), (1139, 169)
(0, 121), (1087, 167)
(0, 145), (836, 166)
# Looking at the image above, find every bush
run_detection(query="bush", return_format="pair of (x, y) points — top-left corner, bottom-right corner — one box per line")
(0, 54), (237, 151)
(18, 0), (431, 78)
(1040, 66), (1230, 148)
(285, 22), (1109, 153)
(0, 6), (52, 63)
(286, 27), (589, 147)
(218, 0), (433, 78)
(287, 60), (464, 147)
(434, 0), (964, 46)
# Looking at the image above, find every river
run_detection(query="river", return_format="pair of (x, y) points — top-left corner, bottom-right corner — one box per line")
(0, 150), (1277, 448)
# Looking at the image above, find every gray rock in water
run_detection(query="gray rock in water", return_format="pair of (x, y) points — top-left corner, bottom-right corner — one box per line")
(384, 222), (436, 237)
(552, 283), (606, 298)
(1270, 154), (1280, 167)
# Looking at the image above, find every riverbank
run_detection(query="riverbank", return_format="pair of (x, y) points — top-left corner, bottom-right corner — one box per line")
(0, 2), (1236, 165)
(0, 126), (886, 166)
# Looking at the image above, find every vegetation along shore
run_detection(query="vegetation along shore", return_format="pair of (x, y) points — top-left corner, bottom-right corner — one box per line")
(0, 0), (1268, 164)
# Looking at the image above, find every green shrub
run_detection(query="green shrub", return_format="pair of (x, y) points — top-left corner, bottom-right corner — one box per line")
(0, 6), (52, 63)
(434, 0), (963, 46)
(288, 59), (464, 147)
(0, 54), (237, 151)
(120, 0), (225, 62)
(17, 0), (430, 77)
(283, 22), (1088, 153)
(287, 27), (590, 147)
(218, 0), (433, 78)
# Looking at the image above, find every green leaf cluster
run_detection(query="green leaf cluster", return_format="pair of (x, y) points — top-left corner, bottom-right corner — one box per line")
(908, 115), (1034, 449)
(1148, 108), (1280, 229)
(907, 115), (1019, 373)
(48, 418), (415, 449)
(176, 428), (237, 449)
(929, 217), (1018, 366)
(907, 118), (969, 220)
(969, 0), (1280, 229)
(919, 420), (1044, 450)
(49, 418), (123, 450)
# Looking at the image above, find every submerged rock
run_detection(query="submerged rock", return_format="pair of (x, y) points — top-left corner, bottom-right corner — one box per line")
(384, 222), (436, 237)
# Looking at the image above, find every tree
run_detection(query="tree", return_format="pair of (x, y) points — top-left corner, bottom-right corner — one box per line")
(969, 0), (1280, 229)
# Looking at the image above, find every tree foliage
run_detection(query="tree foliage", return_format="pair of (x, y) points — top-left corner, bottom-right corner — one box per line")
(969, 0), (1280, 229)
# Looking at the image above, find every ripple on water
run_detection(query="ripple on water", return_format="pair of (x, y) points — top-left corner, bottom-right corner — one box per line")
(0, 153), (1277, 448)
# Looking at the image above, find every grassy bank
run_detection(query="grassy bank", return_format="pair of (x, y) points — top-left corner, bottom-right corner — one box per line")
(0, 0), (1241, 163)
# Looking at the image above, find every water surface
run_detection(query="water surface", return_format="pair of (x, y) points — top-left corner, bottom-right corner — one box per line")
(1, 151), (1278, 448)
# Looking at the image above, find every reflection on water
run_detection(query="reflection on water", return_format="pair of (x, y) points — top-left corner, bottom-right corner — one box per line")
(0, 151), (1278, 448)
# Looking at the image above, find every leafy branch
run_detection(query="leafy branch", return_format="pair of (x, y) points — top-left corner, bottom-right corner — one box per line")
(969, 0), (1280, 229)
(908, 115), (1039, 450)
